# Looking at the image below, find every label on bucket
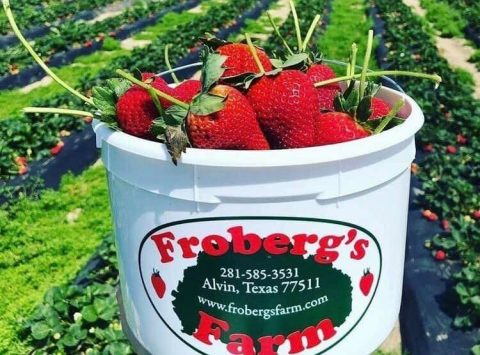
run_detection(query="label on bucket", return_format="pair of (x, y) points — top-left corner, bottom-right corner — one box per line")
(138, 217), (382, 354)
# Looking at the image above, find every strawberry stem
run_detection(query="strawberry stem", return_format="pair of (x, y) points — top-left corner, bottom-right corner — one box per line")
(374, 98), (405, 134)
(2, 0), (94, 106)
(359, 30), (373, 100)
(314, 70), (442, 87)
(23, 107), (94, 117)
(266, 11), (294, 55)
(164, 44), (180, 84)
(147, 87), (164, 115)
(116, 69), (189, 109)
(349, 43), (358, 77)
(289, 0), (303, 53)
(302, 14), (321, 52)
(245, 33), (265, 74)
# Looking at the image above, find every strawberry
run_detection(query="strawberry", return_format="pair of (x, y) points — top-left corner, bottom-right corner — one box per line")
(423, 143), (434, 153)
(446, 145), (457, 154)
(306, 64), (341, 111)
(249, 70), (319, 149)
(15, 156), (27, 166)
(434, 250), (446, 261)
(441, 219), (450, 231)
(216, 43), (272, 78)
(472, 210), (480, 220)
(116, 86), (159, 138)
(422, 209), (439, 222)
(18, 165), (28, 175)
(159, 79), (201, 110)
(83, 116), (93, 124)
(369, 97), (391, 120)
(457, 134), (467, 145)
(359, 270), (374, 296)
(50, 141), (64, 156)
(315, 112), (370, 145)
(151, 270), (166, 298)
(187, 85), (269, 150)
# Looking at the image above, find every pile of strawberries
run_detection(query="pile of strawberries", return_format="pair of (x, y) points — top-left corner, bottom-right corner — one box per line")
(103, 37), (400, 162)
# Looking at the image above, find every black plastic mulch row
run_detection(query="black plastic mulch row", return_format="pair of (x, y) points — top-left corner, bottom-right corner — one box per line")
(0, 0), (276, 206)
(0, 9), (96, 49)
(369, 4), (479, 354)
(0, 0), (201, 90)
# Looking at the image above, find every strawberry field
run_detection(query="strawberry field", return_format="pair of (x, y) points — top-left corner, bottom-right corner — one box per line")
(0, 0), (479, 354)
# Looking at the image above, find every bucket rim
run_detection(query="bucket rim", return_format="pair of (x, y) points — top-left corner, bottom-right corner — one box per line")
(93, 85), (423, 167)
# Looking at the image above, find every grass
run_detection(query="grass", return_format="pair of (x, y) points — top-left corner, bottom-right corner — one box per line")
(419, 0), (466, 38)
(134, 11), (200, 41)
(0, 165), (111, 354)
(0, 48), (128, 120)
(317, 0), (378, 74)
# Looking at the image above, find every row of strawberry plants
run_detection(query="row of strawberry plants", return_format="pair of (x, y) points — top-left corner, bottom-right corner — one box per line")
(18, 235), (131, 354)
(0, 0), (117, 36)
(442, 0), (480, 45)
(0, 0), (272, 181)
(374, 0), (480, 340)
(0, 0), (187, 77)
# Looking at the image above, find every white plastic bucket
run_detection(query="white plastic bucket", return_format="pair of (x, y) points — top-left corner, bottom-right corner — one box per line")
(93, 85), (423, 355)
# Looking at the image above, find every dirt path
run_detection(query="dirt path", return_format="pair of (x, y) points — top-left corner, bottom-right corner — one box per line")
(402, 0), (480, 98)
(87, 0), (135, 24)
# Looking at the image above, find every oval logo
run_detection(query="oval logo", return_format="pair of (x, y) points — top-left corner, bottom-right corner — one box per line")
(138, 217), (382, 354)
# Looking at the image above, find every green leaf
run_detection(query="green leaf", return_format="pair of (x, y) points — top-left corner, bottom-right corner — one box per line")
(31, 322), (51, 340)
(453, 314), (472, 328)
(200, 49), (227, 92)
(455, 282), (469, 297)
(356, 96), (372, 122)
(81, 305), (98, 323)
(164, 105), (189, 126)
(92, 86), (116, 118)
(107, 79), (132, 99)
(281, 53), (309, 68)
(105, 342), (132, 355)
(94, 298), (116, 321)
(190, 94), (226, 115)
(151, 118), (168, 138)
(270, 58), (284, 68)
(471, 344), (480, 355)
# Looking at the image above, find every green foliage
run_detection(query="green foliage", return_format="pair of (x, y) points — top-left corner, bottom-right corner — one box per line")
(20, 236), (133, 354)
(317, 0), (378, 74)
(420, 0), (467, 38)
(374, 1), (480, 351)
(0, 165), (111, 353)
(101, 38), (121, 52)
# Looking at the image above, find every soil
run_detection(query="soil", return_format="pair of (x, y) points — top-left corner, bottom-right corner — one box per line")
(19, 76), (53, 93)
(120, 38), (151, 50)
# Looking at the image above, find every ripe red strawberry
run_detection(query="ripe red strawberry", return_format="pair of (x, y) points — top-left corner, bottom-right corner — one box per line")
(306, 64), (341, 111)
(441, 219), (450, 231)
(369, 97), (391, 120)
(116, 87), (158, 138)
(249, 70), (318, 148)
(422, 209), (439, 222)
(434, 250), (446, 261)
(457, 134), (467, 145)
(151, 270), (166, 298)
(446, 145), (457, 154)
(159, 79), (201, 109)
(359, 270), (374, 296)
(423, 144), (434, 153)
(18, 165), (28, 175)
(50, 141), (64, 156)
(472, 210), (480, 220)
(187, 85), (269, 150)
(315, 112), (370, 145)
(216, 43), (272, 78)
(15, 156), (27, 166)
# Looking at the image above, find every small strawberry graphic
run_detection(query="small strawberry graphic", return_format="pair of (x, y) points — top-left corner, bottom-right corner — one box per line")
(151, 269), (166, 299)
(359, 269), (374, 296)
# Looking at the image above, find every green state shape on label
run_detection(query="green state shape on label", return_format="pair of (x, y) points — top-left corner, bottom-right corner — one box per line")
(172, 244), (353, 347)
